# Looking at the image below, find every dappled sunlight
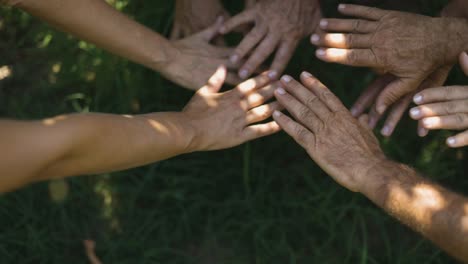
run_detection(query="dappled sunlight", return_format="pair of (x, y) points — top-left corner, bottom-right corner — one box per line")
(94, 174), (121, 232)
(0, 65), (12, 80)
(325, 33), (346, 46)
(148, 119), (170, 135)
(324, 48), (348, 59)
(42, 115), (68, 126)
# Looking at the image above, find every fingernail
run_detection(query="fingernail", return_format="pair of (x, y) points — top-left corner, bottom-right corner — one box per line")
(422, 117), (436, 128)
(377, 105), (386, 115)
(239, 69), (249, 79)
(230, 54), (239, 64)
(320, 19), (328, 28)
(276, 87), (286, 95)
(381, 126), (392, 137)
(338, 4), (346, 10)
(350, 108), (359, 117)
(273, 110), (282, 118)
(418, 127), (428, 137)
(301, 71), (313, 78)
(316, 49), (326, 57)
(281, 75), (292, 83)
(311, 34), (320, 44)
(447, 137), (456, 146)
(410, 108), (421, 119)
(414, 94), (423, 104)
(268, 70), (278, 79)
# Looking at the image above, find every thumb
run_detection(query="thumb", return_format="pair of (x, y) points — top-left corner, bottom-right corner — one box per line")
(199, 16), (225, 42)
(199, 65), (227, 94)
(460, 52), (468, 76)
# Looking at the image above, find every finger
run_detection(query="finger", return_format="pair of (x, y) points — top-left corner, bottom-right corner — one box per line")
(230, 25), (268, 65)
(447, 130), (468, 148)
(410, 100), (468, 120)
(375, 77), (423, 114)
(316, 48), (379, 68)
(200, 16), (225, 42)
(199, 65), (227, 94)
(239, 34), (281, 79)
(418, 121), (429, 137)
(311, 33), (373, 49)
(367, 105), (382, 129)
(280, 75), (330, 119)
(358, 114), (371, 128)
(246, 101), (283, 124)
(318, 18), (378, 33)
(170, 23), (182, 40)
(350, 74), (395, 117)
(243, 120), (281, 141)
(226, 72), (243, 86)
(381, 93), (413, 137)
(421, 114), (468, 130)
(245, 83), (278, 108)
(219, 9), (255, 34)
(235, 71), (273, 95)
(299, 71), (347, 113)
(414, 86), (468, 105)
(337, 4), (387, 21)
(270, 39), (299, 77)
(272, 111), (316, 149)
(274, 87), (322, 133)
(460, 52), (468, 76)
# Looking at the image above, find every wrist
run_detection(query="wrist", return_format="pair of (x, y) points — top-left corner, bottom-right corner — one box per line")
(441, 17), (468, 65)
(149, 40), (180, 73)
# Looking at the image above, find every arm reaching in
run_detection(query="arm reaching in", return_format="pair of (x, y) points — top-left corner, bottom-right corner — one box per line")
(272, 72), (468, 262)
(0, 67), (281, 193)
(3, 0), (241, 90)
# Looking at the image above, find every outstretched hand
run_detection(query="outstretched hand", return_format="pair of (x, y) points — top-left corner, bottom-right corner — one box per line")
(272, 72), (386, 193)
(219, 0), (322, 80)
(183, 65), (282, 151)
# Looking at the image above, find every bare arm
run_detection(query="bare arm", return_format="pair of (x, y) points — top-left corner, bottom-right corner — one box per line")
(0, 67), (281, 193)
(272, 72), (468, 262)
(3, 0), (241, 90)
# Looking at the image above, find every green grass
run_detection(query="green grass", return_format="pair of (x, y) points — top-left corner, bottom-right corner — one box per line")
(0, 0), (467, 263)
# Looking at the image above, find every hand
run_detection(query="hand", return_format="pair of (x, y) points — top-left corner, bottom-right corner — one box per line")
(219, 0), (322, 80)
(163, 17), (242, 90)
(183, 66), (282, 151)
(350, 66), (452, 137)
(272, 72), (386, 193)
(171, 0), (230, 40)
(312, 4), (467, 115)
(409, 52), (468, 148)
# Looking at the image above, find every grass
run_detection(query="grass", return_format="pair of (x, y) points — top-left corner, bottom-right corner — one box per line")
(0, 0), (467, 263)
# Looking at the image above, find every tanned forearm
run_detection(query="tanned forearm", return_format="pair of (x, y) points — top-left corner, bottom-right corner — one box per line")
(0, 113), (194, 193)
(3, 0), (176, 72)
(363, 161), (468, 262)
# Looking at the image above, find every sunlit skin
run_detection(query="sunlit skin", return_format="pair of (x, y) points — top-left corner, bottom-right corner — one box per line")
(311, 4), (468, 137)
(0, 67), (281, 193)
(219, 0), (322, 80)
(410, 52), (468, 148)
(272, 72), (468, 262)
(2, 0), (242, 90)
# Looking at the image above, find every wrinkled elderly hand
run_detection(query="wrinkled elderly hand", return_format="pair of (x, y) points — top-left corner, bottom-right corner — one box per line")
(441, 0), (468, 19)
(171, 0), (230, 40)
(219, 0), (322, 80)
(272, 72), (386, 193)
(184, 66), (282, 151)
(312, 4), (468, 115)
(409, 52), (468, 148)
(163, 17), (243, 90)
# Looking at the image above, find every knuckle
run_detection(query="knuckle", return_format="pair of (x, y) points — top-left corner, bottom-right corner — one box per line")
(295, 127), (310, 144)
(352, 20), (361, 33)
(304, 95), (319, 107)
(455, 114), (468, 126)
(347, 51), (356, 63)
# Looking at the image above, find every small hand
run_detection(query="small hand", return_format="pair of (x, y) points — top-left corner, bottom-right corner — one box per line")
(219, 0), (322, 80)
(410, 52), (468, 148)
(171, 0), (230, 40)
(184, 66), (282, 151)
(272, 72), (386, 193)
(164, 17), (242, 90)
(312, 4), (464, 115)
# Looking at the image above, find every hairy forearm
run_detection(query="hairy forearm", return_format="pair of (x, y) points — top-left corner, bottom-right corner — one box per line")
(6, 0), (175, 72)
(363, 161), (468, 262)
(0, 112), (194, 193)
